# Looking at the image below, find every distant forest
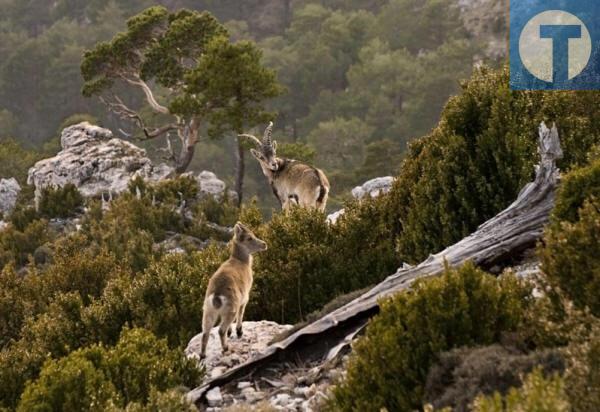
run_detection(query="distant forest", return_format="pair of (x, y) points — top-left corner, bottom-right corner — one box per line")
(0, 0), (504, 207)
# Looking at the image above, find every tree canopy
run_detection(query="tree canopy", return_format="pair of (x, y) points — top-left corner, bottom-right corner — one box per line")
(81, 6), (281, 173)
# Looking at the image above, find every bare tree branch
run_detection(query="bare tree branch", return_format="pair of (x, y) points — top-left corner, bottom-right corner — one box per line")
(99, 95), (178, 140)
(124, 76), (170, 114)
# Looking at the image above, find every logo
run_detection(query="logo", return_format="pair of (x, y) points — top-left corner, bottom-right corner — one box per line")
(511, 1), (600, 90)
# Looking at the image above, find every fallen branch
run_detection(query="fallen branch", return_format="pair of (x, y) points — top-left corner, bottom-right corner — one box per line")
(187, 122), (563, 406)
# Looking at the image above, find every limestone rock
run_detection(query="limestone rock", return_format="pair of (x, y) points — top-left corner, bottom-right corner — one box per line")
(351, 176), (395, 200)
(206, 387), (223, 407)
(186, 321), (292, 377)
(0, 177), (21, 216)
(28, 122), (174, 201)
(327, 176), (395, 223)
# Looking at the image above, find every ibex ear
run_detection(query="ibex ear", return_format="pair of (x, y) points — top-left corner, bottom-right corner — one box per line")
(234, 222), (244, 238)
(272, 140), (277, 151)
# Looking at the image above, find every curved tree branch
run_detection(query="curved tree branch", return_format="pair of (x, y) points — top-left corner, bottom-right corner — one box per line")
(123, 76), (170, 115)
(99, 95), (178, 140)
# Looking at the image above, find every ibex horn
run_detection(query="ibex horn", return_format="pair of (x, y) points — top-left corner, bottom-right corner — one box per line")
(263, 121), (274, 146)
(238, 133), (262, 148)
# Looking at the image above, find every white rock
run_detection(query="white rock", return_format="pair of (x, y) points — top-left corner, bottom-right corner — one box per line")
(28, 122), (174, 202)
(198, 170), (226, 197)
(327, 176), (395, 224)
(186, 321), (292, 379)
(0, 177), (21, 216)
(206, 386), (223, 407)
(326, 208), (345, 224)
(237, 381), (252, 390)
(243, 389), (264, 403)
(273, 393), (291, 405)
(294, 386), (310, 397)
(351, 176), (395, 200)
(210, 366), (227, 379)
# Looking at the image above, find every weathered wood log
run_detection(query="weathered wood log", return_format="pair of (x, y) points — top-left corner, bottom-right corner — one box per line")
(187, 122), (562, 406)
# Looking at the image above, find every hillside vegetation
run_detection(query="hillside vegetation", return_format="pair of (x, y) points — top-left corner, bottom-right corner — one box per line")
(0, 1), (599, 411)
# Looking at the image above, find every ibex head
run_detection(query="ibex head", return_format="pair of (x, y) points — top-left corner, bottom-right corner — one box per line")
(240, 122), (278, 171)
(233, 222), (267, 253)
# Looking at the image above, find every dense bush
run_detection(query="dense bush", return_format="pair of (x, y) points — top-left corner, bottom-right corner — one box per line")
(17, 328), (202, 411)
(330, 263), (532, 411)
(0, 243), (223, 409)
(424, 345), (564, 411)
(552, 158), (600, 223)
(472, 368), (569, 412)
(102, 247), (224, 347)
(37, 183), (84, 219)
(244, 200), (398, 324)
(564, 323), (600, 412)
(540, 199), (600, 316)
(0, 218), (51, 267)
(384, 67), (600, 263)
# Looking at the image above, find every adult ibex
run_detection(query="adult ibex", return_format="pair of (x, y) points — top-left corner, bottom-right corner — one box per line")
(241, 122), (330, 211)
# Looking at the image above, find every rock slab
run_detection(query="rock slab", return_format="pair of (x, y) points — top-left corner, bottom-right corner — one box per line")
(28, 122), (174, 201)
(0, 177), (21, 215)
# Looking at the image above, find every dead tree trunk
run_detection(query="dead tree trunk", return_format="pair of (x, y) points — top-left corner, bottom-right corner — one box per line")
(188, 123), (563, 405)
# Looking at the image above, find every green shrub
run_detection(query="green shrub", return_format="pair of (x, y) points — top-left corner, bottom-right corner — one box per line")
(472, 368), (569, 412)
(17, 350), (119, 412)
(108, 388), (198, 412)
(0, 293), (87, 409)
(17, 328), (201, 412)
(122, 247), (224, 347)
(385, 67), (600, 263)
(195, 193), (239, 228)
(540, 199), (600, 316)
(330, 263), (532, 411)
(102, 328), (202, 405)
(37, 184), (84, 219)
(245, 201), (398, 324)
(0, 139), (40, 184)
(424, 345), (565, 411)
(8, 204), (39, 232)
(84, 245), (225, 348)
(0, 218), (51, 267)
(39, 234), (124, 305)
(564, 323), (600, 412)
(552, 158), (600, 223)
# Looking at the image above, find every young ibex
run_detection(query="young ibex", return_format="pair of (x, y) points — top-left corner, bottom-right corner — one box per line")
(199, 222), (267, 358)
(241, 122), (330, 211)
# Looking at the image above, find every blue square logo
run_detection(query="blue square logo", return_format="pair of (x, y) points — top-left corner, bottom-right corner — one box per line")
(510, 0), (600, 90)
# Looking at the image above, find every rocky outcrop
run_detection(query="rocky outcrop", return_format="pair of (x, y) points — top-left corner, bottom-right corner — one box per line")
(186, 321), (342, 411)
(27, 122), (174, 201)
(0, 177), (21, 216)
(351, 176), (395, 200)
(327, 176), (395, 223)
(189, 170), (237, 201)
(186, 321), (292, 379)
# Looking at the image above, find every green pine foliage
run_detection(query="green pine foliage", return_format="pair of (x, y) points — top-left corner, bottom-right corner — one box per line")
(37, 184), (84, 219)
(552, 158), (600, 223)
(330, 263), (532, 411)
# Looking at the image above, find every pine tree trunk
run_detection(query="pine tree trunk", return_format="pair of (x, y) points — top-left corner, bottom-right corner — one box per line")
(175, 144), (195, 174)
(234, 136), (245, 206)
